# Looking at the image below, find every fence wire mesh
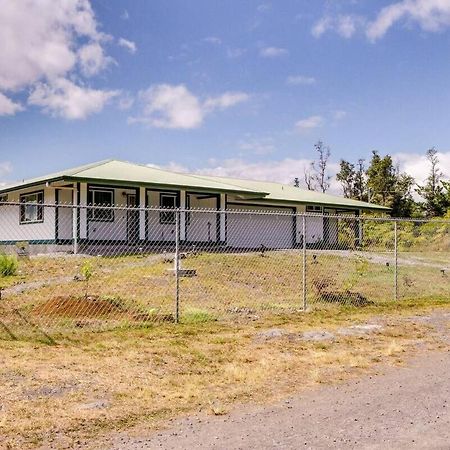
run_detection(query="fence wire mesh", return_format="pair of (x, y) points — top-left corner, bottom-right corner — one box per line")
(0, 201), (448, 338)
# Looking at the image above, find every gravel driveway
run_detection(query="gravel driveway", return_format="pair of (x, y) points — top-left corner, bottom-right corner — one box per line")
(110, 350), (450, 449)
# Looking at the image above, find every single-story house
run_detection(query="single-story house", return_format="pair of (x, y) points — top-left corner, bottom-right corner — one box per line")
(0, 159), (388, 252)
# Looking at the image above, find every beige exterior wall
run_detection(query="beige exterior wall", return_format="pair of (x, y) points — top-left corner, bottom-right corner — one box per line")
(0, 184), (56, 242)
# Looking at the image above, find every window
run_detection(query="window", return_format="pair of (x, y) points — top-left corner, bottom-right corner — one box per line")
(306, 205), (322, 213)
(0, 194), (7, 203)
(160, 193), (177, 224)
(20, 191), (44, 224)
(88, 189), (114, 222)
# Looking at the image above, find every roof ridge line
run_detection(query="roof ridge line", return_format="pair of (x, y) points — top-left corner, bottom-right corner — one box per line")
(70, 159), (114, 176)
(105, 160), (270, 194)
(187, 172), (271, 194)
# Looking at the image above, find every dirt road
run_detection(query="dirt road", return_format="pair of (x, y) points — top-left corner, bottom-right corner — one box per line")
(110, 350), (450, 450)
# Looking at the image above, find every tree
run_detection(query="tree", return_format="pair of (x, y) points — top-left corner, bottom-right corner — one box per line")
(391, 171), (416, 218)
(443, 180), (450, 208)
(336, 160), (355, 198)
(293, 140), (332, 191)
(354, 159), (368, 201)
(304, 163), (315, 191)
(312, 140), (331, 193)
(336, 158), (368, 201)
(366, 151), (416, 217)
(416, 148), (448, 217)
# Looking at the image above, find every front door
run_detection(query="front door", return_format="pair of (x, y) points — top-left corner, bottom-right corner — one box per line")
(127, 194), (139, 243)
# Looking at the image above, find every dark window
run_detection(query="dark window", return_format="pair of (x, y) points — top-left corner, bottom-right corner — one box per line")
(20, 191), (44, 224)
(88, 189), (114, 222)
(160, 194), (177, 224)
(306, 205), (322, 213)
(0, 194), (7, 203)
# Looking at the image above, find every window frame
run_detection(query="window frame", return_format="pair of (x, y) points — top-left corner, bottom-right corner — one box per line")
(159, 193), (178, 224)
(306, 205), (323, 213)
(20, 190), (44, 225)
(88, 188), (115, 222)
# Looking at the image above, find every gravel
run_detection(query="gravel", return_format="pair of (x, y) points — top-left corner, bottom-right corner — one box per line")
(110, 350), (450, 450)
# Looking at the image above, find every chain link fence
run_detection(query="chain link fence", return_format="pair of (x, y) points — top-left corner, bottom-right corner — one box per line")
(0, 202), (448, 337)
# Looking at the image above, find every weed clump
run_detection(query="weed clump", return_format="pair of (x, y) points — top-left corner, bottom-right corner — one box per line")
(0, 254), (18, 277)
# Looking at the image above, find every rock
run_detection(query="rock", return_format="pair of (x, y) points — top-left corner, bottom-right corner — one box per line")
(301, 331), (335, 341)
(256, 328), (286, 340)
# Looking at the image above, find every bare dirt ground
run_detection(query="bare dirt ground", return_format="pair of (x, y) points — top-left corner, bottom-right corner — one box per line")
(109, 350), (450, 450)
(105, 313), (450, 450)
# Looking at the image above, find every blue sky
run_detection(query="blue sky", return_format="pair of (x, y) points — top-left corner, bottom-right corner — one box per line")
(1, 0), (450, 189)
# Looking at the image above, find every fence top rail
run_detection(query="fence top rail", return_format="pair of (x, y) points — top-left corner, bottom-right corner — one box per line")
(0, 200), (449, 223)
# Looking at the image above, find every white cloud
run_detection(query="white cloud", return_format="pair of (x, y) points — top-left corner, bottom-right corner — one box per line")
(227, 48), (246, 58)
(257, 3), (271, 13)
(0, 93), (23, 116)
(130, 84), (250, 129)
(295, 115), (324, 132)
(286, 75), (316, 85)
(204, 92), (249, 111)
(238, 138), (276, 156)
(0, 0), (116, 118)
(367, 0), (450, 41)
(78, 42), (114, 76)
(118, 38), (137, 54)
(121, 9), (129, 20)
(131, 84), (203, 129)
(313, 1), (450, 41)
(153, 150), (450, 197)
(155, 157), (341, 193)
(0, 161), (13, 187)
(117, 93), (134, 110)
(312, 17), (332, 38)
(259, 46), (289, 58)
(312, 15), (364, 38)
(204, 36), (222, 45)
(0, 161), (13, 177)
(28, 78), (119, 120)
(0, 0), (105, 91)
(394, 151), (450, 184)
(333, 110), (347, 121)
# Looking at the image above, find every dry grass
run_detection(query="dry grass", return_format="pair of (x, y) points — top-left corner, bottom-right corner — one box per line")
(0, 250), (448, 335)
(0, 300), (449, 449)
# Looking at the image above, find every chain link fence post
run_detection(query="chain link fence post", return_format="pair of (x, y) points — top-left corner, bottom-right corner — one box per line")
(302, 214), (307, 310)
(72, 202), (78, 255)
(175, 208), (180, 323)
(394, 220), (398, 301)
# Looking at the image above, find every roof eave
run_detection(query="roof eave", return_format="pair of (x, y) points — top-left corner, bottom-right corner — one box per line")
(61, 175), (269, 197)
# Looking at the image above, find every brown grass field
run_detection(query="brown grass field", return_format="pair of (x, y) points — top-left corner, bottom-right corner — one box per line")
(0, 249), (448, 448)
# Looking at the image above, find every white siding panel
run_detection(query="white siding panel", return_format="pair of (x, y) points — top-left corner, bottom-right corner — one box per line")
(306, 216), (324, 244)
(56, 189), (73, 240)
(226, 204), (294, 249)
(147, 190), (177, 242)
(186, 195), (217, 242)
(0, 186), (55, 242)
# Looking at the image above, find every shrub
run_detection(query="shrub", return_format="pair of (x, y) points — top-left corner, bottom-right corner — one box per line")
(80, 260), (94, 299)
(0, 254), (18, 277)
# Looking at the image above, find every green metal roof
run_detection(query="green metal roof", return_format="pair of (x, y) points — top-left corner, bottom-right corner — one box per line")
(0, 159), (389, 211)
(0, 160), (265, 196)
(193, 175), (390, 211)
